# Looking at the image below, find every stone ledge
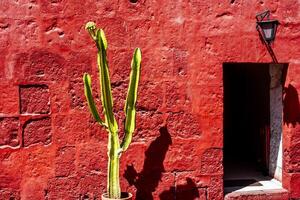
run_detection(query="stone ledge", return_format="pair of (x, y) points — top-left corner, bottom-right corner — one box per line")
(225, 188), (289, 200)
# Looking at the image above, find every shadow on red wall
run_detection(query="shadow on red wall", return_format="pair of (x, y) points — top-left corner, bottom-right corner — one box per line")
(124, 127), (172, 200)
(283, 84), (300, 127)
(124, 127), (200, 200)
(159, 177), (200, 200)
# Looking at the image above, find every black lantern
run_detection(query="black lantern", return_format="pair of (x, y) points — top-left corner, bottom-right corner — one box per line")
(256, 10), (279, 44)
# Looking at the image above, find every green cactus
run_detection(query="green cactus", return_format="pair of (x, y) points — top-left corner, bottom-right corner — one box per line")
(83, 22), (141, 199)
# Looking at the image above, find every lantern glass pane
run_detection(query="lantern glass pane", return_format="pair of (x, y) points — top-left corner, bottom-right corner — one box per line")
(261, 23), (274, 40)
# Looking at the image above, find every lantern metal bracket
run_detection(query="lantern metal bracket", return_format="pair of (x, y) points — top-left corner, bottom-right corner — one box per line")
(256, 10), (270, 22)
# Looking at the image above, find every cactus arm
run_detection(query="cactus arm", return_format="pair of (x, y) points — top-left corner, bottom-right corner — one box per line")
(121, 48), (142, 151)
(83, 72), (107, 127)
(96, 29), (118, 134)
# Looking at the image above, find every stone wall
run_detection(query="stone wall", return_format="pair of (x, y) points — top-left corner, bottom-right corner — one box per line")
(0, 1), (299, 199)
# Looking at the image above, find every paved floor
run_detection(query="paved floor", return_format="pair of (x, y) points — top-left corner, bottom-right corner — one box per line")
(224, 160), (284, 194)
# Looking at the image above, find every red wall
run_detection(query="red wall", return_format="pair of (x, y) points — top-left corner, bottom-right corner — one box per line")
(0, 1), (299, 199)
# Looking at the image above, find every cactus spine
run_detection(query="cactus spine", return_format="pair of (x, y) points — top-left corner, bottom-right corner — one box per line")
(83, 22), (141, 199)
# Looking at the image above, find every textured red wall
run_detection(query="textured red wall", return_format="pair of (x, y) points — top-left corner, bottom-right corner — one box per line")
(0, 1), (299, 200)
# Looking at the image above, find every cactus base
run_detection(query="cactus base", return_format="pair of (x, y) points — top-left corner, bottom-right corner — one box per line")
(102, 192), (133, 200)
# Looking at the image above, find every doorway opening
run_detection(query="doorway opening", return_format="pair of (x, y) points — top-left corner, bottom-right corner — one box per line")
(223, 63), (287, 194)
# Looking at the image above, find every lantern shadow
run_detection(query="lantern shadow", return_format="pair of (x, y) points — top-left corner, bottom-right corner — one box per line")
(283, 84), (300, 127)
(123, 127), (172, 200)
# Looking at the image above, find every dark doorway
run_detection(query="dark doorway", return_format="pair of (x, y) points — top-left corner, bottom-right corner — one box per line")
(223, 63), (271, 185)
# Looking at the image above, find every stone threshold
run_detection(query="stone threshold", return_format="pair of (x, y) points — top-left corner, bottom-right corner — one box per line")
(224, 179), (289, 200)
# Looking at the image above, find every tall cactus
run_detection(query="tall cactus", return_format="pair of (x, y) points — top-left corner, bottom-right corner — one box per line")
(83, 22), (141, 199)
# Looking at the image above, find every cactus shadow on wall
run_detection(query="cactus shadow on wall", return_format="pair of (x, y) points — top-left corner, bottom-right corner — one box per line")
(124, 127), (200, 200)
(159, 178), (200, 200)
(283, 84), (300, 127)
(124, 127), (172, 200)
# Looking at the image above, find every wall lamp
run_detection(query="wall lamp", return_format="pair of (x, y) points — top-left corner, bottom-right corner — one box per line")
(256, 10), (279, 44)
